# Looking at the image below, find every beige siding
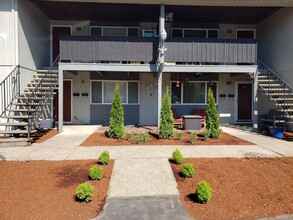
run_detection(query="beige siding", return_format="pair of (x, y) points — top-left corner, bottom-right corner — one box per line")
(0, 0), (17, 81)
(17, 0), (50, 91)
(64, 71), (91, 124)
(139, 72), (158, 125)
(258, 8), (293, 87)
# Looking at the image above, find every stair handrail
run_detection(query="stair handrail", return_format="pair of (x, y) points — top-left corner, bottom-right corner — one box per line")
(257, 59), (293, 90)
(27, 55), (60, 135)
(0, 65), (20, 117)
(257, 59), (293, 119)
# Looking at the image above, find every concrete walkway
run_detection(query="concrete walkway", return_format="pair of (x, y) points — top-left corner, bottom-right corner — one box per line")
(0, 125), (293, 220)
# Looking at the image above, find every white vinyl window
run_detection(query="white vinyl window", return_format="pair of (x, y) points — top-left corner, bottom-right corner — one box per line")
(171, 81), (218, 104)
(91, 80), (139, 104)
(91, 26), (140, 37)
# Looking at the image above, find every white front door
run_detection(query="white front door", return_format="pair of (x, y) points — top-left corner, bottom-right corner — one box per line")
(139, 73), (158, 125)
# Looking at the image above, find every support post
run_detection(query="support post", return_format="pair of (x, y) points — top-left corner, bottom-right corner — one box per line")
(252, 70), (258, 131)
(58, 65), (63, 132)
(157, 4), (166, 129)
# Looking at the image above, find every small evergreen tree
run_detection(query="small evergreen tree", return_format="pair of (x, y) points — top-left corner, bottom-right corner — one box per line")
(206, 87), (221, 138)
(108, 83), (125, 138)
(159, 87), (174, 139)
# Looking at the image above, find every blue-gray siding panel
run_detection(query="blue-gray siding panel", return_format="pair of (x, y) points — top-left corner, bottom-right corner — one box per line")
(90, 105), (139, 125)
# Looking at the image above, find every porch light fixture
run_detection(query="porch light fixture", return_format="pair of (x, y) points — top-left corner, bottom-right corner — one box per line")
(176, 81), (180, 88)
(76, 27), (81, 31)
(226, 81), (231, 85)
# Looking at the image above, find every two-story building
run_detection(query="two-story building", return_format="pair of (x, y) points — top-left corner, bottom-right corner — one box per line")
(1, 0), (292, 138)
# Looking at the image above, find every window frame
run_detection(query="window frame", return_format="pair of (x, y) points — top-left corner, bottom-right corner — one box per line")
(236, 29), (256, 39)
(171, 28), (219, 38)
(90, 80), (140, 105)
(90, 26), (140, 37)
(170, 81), (218, 105)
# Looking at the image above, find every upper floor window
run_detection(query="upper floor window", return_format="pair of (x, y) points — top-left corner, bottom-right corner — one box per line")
(236, 29), (256, 39)
(91, 26), (139, 37)
(171, 28), (218, 38)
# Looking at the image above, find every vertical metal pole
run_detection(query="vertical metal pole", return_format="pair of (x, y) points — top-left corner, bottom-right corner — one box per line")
(252, 70), (258, 131)
(58, 65), (63, 132)
(157, 4), (165, 129)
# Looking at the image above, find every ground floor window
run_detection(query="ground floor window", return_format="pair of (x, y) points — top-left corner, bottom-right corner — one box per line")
(91, 80), (139, 104)
(171, 81), (218, 104)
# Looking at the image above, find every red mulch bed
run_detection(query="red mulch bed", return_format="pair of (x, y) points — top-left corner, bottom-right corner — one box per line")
(32, 129), (59, 143)
(0, 160), (113, 220)
(81, 132), (253, 146)
(170, 157), (293, 220)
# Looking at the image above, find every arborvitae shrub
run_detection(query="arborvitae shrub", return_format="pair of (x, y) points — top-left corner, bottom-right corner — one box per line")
(182, 163), (195, 178)
(98, 151), (110, 165)
(89, 166), (103, 180)
(195, 180), (213, 203)
(76, 182), (94, 203)
(108, 83), (125, 139)
(172, 148), (183, 164)
(206, 87), (221, 138)
(159, 87), (174, 139)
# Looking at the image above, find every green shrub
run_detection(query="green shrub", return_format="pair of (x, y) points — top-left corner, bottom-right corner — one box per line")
(182, 163), (195, 178)
(195, 180), (213, 203)
(108, 83), (125, 139)
(159, 87), (174, 139)
(135, 133), (149, 145)
(125, 132), (133, 141)
(172, 148), (183, 164)
(206, 88), (222, 138)
(189, 132), (197, 144)
(98, 151), (110, 165)
(76, 182), (94, 203)
(203, 130), (210, 140)
(175, 131), (184, 140)
(89, 166), (103, 180)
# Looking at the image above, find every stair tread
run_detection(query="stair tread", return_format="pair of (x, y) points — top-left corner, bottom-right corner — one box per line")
(7, 109), (36, 112)
(0, 130), (37, 134)
(2, 115), (29, 119)
(0, 122), (28, 126)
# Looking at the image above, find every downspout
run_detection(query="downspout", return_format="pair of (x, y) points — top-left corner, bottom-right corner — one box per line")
(157, 4), (167, 128)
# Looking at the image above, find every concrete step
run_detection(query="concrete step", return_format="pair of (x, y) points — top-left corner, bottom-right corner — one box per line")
(275, 103), (293, 106)
(0, 138), (31, 147)
(32, 78), (58, 82)
(16, 96), (53, 100)
(7, 109), (36, 112)
(12, 102), (41, 106)
(271, 97), (293, 101)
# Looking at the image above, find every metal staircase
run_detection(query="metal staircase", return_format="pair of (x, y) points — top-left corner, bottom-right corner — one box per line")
(0, 57), (59, 146)
(257, 60), (293, 120)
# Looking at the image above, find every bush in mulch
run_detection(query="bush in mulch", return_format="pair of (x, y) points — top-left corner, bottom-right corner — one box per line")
(195, 180), (213, 203)
(182, 163), (196, 178)
(98, 151), (110, 165)
(89, 166), (103, 180)
(76, 182), (94, 203)
(172, 148), (184, 164)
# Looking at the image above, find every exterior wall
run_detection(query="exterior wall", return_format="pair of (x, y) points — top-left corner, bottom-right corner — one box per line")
(50, 20), (90, 36)
(258, 8), (293, 87)
(17, 0), (50, 91)
(90, 71), (139, 125)
(0, 0), (17, 81)
(219, 24), (257, 39)
(218, 73), (252, 124)
(64, 71), (91, 124)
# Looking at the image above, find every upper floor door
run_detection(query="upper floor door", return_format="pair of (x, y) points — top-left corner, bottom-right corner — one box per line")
(52, 26), (71, 63)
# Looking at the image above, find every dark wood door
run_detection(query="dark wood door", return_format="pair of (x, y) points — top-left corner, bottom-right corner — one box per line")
(52, 26), (71, 62)
(238, 83), (252, 120)
(54, 80), (72, 122)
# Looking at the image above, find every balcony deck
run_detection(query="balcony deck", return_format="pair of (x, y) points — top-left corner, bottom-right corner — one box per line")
(60, 36), (257, 65)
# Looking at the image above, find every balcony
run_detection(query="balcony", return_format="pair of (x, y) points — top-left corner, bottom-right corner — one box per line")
(60, 36), (257, 65)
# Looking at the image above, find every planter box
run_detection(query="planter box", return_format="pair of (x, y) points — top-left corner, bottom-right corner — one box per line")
(268, 127), (284, 139)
